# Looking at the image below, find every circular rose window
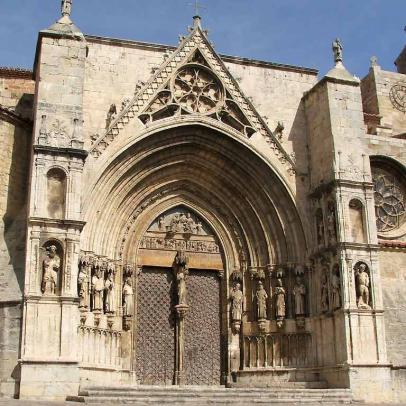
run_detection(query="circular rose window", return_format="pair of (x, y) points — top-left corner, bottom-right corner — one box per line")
(172, 64), (224, 115)
(372, 168), (405, 233)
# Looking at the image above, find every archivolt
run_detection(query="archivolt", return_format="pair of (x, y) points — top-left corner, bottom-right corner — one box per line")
(81, 125), (307, 272)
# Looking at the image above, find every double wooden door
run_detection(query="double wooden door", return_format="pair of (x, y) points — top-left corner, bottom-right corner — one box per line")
(135, 267), (221, 385)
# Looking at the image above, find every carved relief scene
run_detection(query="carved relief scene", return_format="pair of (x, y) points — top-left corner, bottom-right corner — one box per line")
(138, 206), (223, 270)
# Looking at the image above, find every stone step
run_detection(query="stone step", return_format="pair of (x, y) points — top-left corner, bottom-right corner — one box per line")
(71, 385), (353, 404)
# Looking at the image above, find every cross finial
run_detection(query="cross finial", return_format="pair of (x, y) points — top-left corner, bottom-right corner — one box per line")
(61, 0), (73, 18)
(189, 0), (206, 17)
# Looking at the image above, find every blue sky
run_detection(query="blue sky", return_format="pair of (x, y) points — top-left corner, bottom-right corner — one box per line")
(0, 0), (404, 78)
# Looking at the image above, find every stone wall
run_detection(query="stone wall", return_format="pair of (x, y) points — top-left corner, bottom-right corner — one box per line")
(379, 249), (406, 366)
(0, 71), (34, 397)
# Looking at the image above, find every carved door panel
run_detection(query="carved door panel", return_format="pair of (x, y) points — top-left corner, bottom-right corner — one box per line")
(136, 267), (176, 385)
(184, 270), (221, 385)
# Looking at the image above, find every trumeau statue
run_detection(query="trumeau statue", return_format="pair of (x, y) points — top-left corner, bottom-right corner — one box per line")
(174, 250), (189, 305)
(41, 245), (61, 295)
(293, 276), (306, 316)
(92, 268), (104, 311)
(122, 278), (134, 317)
(230, 283), (243, 322)
(256, 281), (268, 320)
(104, 272), (115, 313)
(356, 263), (371, 309)
(61, 0), (72, 17)
(332, 38), (343, 63)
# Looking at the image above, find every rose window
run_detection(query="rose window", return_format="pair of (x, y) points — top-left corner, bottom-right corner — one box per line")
(372, 169), (405, 232)
(172, 65), (224, 114)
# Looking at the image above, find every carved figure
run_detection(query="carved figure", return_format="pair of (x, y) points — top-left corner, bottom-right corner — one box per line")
(230, 283), (243, 322)
(293, 276), (306, 316)
(78, 264), (89, 308)
(196, 222), (203, 235)
(104, 272), (115, 313)
(174, 250), (189, 305)
(61, 0), (72, 17)
(256, 281), (268, 320)
(122, 278), (134, 316)
(170, 214), (180, 233)
(331, 265), (341, 310)
(275, 278), (286, 319)
(316, 209), (324, 246)
(327, 202), (337, 244)
(158, 216), (166, 231)
(41, 245), (61, 295)
(332, 38), (343, 63)
(356, 263), (371, 309)
(184, 213), (197, 233)
(321, 271), (329, 313)
(106, 104), (117, 129)
(92, 268), (104, 311)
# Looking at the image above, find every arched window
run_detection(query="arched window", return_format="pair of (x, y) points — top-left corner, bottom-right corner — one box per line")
(47, 168), (66, 219)
(371, 158), (406, 234)
(349, 199), (366, 243)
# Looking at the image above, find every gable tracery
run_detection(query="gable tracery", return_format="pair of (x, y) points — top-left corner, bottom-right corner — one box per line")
(89, 22), (295, 174)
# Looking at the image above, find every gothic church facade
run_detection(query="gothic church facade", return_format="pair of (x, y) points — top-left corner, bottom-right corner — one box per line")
(0, 3), (405, 403)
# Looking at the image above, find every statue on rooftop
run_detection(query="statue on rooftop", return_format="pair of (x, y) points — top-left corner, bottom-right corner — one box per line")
(332, 38), (343, 64)
(61, 0), (72, 17)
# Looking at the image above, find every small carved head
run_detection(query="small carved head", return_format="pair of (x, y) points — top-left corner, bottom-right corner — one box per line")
(47, 245), (57, 257)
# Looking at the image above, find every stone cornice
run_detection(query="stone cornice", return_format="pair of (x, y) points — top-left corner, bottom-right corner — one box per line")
(84, 34), (318, 75)
(29, 217), (86, 230)
(33, 144), (88, 159)
(378, 239), (406, 250)
(309, 179), (374, 198)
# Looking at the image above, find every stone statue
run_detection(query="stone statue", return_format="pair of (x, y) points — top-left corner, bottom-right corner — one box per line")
(41, 245), (61, 295)
(256, 281), (268, 320)
(275, 278), (286, 319)
(173, 250), (189, 305)
(122, 278), (134, 316)
(104, 272), (115, 313)
(321, 270), (329, 313)
(316, 209), (324, 246)
(331, 265), (341, 310)
(92, 268), (104, 311)
(293, 276), (306, 316)
(356, 263), (371, 309)
(326, 202), (337, 244)
(106, 104), (117, 129)
(230, 283), (243, 322)
(61, 0), (72, 17)
(78, 264), (89, 308)
(332, 38), (343, 63)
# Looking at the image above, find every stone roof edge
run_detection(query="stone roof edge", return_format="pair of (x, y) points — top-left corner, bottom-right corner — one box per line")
(84, 34), (319, 76)
(0, 67), (33, 80)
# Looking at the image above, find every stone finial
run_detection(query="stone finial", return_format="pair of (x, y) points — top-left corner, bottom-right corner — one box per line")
(332, 38), (343, 64)
(61, 0), (72, 18)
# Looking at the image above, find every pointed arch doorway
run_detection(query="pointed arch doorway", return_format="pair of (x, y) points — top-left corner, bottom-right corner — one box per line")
(134, 206), (225, 386)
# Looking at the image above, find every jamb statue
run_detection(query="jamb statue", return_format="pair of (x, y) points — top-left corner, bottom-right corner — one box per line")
(256, 281), (268, 320)
(293, 276), (306, 316)
(356, 263), (371, 309)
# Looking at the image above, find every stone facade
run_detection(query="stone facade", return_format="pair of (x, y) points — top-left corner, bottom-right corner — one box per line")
(0, 4), (405, 404)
